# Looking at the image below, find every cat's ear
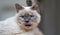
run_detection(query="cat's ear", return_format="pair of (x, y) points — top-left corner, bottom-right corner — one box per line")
(31, 3), (40, 12)
(15, 3), (23, 12)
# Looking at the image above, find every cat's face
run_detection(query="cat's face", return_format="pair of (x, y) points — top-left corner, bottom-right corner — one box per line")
(15, 3), (41, 30)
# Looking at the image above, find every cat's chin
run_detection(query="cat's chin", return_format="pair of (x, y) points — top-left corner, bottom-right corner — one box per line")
(24, 26), (33, 30)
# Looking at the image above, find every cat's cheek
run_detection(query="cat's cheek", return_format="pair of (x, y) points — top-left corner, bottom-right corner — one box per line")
(17, 17), (24, 22)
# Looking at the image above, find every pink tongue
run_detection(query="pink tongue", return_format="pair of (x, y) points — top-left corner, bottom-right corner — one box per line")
(24, 23), (31, 26)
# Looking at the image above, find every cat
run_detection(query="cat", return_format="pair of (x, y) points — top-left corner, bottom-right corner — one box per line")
(0, 3), (43, 35)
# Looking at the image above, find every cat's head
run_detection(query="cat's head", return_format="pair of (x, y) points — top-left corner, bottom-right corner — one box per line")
(15, 3), (41, 30)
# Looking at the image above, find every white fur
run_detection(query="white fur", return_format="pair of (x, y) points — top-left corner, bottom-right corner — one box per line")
(0, 16), (34, 35)
(0, 7), (43, 35)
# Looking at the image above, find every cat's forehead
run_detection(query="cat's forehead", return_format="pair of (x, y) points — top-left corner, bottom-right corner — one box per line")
(20, 7), (33, 12)
(24, 7), (31, 10)
(18, 7), (38, 15)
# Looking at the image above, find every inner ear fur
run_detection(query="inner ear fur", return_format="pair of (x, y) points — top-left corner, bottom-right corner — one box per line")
(15, 3), (23, 12)
(31, 2), (40, 10)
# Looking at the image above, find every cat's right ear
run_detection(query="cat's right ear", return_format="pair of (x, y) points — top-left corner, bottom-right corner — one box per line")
(15, 3), (23, 12)
(31, 3), (40, 12)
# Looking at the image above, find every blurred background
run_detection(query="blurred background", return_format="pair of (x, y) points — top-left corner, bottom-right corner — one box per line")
(0, 0), (59, 35)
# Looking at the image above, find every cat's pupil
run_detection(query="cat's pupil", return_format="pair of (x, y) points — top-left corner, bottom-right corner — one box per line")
(20, 16), (24, 18)
(30, 15), (34, 17)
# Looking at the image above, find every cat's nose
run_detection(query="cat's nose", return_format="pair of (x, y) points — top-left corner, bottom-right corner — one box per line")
(25, 21), (29, 23)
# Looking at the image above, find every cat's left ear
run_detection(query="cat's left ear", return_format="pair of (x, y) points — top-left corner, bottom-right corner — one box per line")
(31, 3), (40, 12)
(15, 3), (23, 12)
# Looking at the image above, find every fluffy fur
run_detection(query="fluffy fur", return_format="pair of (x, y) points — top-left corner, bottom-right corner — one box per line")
(0, 4), (43, 35)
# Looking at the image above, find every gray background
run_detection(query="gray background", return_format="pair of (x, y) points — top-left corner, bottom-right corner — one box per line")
(41, 0), (56, 35)
(0, 0), (59, 35)
(56, 0), (60, 35)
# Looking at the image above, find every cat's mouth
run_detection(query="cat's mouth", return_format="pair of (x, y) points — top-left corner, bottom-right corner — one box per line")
(24, 23), (32, 27)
